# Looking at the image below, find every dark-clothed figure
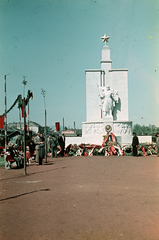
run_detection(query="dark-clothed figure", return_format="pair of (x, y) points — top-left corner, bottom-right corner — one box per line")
(39, 134), (45, 164)
(26, 134), (30, 147)
(50, 135), (58, 158)
(0, 135), (5, 147)
(34, 132), (42, 164)
(40, 133), (45, 142)
(59, 134), (65, 157)
(29, 136), (35, 158)
(47, 136), (51, 154)
(132, 132), (139, 156)
(16, 135), (21, 148)
(156, 133), (159, 157)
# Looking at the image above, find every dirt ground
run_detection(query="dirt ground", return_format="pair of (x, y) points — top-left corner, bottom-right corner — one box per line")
(0, 155), (159, 240)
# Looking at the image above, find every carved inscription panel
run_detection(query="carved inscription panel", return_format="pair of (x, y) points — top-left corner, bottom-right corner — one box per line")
(83, 123), (104, 135)
(83, 122), (132, 136)
(114, 123), (132, 135)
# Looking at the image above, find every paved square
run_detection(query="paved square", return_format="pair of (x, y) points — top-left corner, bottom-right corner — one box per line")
(0, 156), (159, 240)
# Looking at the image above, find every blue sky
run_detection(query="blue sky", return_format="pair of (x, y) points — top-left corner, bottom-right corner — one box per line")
(0, 0), (159, 129)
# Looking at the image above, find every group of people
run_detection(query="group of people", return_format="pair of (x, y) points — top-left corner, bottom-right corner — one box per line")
(4, 132), (65, 168)
(30, 132), (65, 164)
(4, 131), (159, 168)
(16, 132), (66, 165)
(5, 142), (24, 168)
(47, 133), (65, 158)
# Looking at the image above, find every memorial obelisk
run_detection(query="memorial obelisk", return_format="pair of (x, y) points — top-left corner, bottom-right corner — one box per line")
(82, 34), (132, 145)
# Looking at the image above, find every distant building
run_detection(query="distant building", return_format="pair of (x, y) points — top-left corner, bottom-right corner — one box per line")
(8, 121), (42, 133)
(61, 129), (82, 137)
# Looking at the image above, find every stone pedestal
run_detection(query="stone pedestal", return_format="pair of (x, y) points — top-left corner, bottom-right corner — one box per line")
(82, 120), (132, 146)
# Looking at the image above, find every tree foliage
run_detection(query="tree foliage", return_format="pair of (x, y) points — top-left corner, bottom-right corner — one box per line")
(133, 124), (159, 136)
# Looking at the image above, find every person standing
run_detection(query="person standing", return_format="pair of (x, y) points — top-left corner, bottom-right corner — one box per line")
(59, 134), (65, 157)
(16, 135), (21, 149)
(156, 133), (159, 157)
(47, 136), (51, 154)
(34, 132), (42, 164)
(40, 133), (45, 142)
(39, 133), (44, 165)
(132, 132), (139, 156)
(29, 136), (35, 160)
(50, 135), (58, 158)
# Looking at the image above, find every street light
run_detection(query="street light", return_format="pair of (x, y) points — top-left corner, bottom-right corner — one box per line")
(41, 88), (47, 163)
(22, 76), (27, 98)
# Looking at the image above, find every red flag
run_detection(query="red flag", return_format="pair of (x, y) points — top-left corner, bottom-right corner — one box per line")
(21, 106), (27, 118)
(0, 115), (5, 129)
(21, 106), (24, 118)
(55, 122), (60, 131)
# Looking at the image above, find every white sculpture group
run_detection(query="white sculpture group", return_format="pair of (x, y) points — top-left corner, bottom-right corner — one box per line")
(99, 86), (119, 118)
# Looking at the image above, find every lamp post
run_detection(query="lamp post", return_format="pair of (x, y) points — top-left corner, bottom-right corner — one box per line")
(41, 88), (47, 163)
(22, 77), (27, 97)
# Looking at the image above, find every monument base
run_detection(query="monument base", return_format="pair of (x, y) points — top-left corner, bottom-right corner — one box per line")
(82, 120), (132, 146)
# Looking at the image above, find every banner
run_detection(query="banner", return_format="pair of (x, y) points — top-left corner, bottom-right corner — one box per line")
(21, 105), (27, 118)
(0, 95), (22, 118)
(55, 122), (60, 131)
(0, 91), (33, 119)
(0, 115), (5, 129)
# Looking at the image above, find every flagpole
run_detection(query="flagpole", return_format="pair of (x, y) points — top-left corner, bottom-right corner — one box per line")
(4, 75), (7, 150)
(24, 98), (26, 175)
(22, 78), (27, 175)
(19, 107), (22, 149)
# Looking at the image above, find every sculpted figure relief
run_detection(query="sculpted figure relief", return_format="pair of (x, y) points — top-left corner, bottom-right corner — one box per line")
(99, 86), (119, 117)
(85, 123), (103, 135)
(114, 123), (131, 135)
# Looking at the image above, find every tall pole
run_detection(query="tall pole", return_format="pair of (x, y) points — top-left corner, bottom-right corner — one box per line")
(19, 107), (22, 148)
(28, 101), (29, 134)
(41, 88), (47, 163)
(4, 75), (7, 150)
(45, 109), (47, 162)
(63, 117), (64, 131)
(24, 98), (26, 175)
(22, 78), (27, 175)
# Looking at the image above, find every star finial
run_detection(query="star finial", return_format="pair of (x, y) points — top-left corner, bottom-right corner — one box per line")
(101, 34), (110, 46)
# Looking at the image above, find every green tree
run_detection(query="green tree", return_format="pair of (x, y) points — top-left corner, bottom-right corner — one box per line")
(133, 124), (158, 136)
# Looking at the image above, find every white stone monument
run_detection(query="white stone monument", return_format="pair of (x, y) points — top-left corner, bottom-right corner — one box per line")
(82, 34), (132, 146)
